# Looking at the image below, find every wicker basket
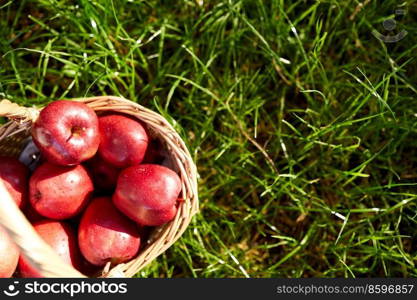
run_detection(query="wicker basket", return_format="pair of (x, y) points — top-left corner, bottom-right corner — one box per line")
(0, 96), (199, 278)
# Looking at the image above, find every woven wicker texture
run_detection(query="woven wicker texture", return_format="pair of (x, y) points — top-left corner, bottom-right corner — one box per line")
(0, 96), (198, 278)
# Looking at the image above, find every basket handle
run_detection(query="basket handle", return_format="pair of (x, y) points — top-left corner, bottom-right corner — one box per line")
(0, 179), (85, 277)
(0, 99), (83, 277)
(0, 99), (39, 122)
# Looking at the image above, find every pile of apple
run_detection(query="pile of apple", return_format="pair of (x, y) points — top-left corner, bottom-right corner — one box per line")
(0, 100), (181, 277)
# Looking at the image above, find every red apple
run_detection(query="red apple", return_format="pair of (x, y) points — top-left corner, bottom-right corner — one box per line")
(31, 100), (99, 166)
(98, 114), (148, 168)
(0, 227), (19, 278)
(18, 220), (82, 277)
(0, 157), (29, 209)
(113, 164), (181, 226)
(86, 155), (120, 191)
(29, 162), (93, 220)
(78, 197), (141, 266)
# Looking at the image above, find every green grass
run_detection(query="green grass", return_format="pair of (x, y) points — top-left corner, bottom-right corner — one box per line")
(1, 0), (417, 277)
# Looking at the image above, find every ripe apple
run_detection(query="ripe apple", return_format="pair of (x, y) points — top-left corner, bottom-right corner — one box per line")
(78, 197), (141, 266)
(0, 157), (29, 209)
(18, 220), (82, 277)
(29, 162), (93, 220)
(0, 227), (19, 278)
(98, 114), (148, 168)
(31, 100), (99, 166)
(113, 164), (181, 226)
(86, 155), (120, 191)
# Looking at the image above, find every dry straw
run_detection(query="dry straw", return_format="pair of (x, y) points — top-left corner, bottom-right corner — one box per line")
(0, 96), (199, 278)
